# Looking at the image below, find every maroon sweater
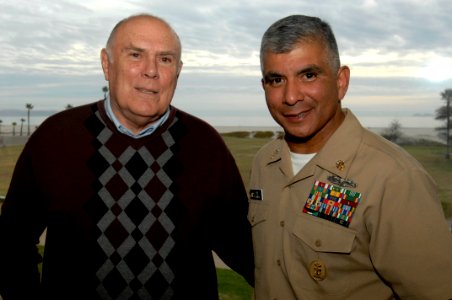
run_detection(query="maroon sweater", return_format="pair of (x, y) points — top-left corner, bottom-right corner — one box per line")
(0, 101), (254, 299)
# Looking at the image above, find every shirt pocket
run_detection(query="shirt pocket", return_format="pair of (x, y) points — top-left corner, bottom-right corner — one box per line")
(248, 200), (268, 268)
(291, 214), (358, 295)
(292, 213), (356, 254)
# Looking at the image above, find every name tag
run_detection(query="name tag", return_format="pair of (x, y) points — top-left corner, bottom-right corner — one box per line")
(249, 189), (263, 201)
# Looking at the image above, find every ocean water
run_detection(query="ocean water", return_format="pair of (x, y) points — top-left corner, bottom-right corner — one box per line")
(0, 112), (445, 140)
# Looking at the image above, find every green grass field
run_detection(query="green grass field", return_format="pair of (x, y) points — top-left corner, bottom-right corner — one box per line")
(1, 135), (451, 300)
(0, 145), (22, 197)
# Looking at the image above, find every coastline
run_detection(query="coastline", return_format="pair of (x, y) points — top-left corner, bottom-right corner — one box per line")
(0, 125), (444, 146)
(217, 126), (444, 144)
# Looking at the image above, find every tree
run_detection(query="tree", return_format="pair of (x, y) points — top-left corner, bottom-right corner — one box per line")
(26, 103), (34, 136)
(435, 89), (452, 159)
(381, 119), (403, 144)
(12, 122), (17, 136)
(65, 104), (74, 110)
(20, 118), (25, 136)
(102, 86), (109, 99)
(0, 119), (2, 135)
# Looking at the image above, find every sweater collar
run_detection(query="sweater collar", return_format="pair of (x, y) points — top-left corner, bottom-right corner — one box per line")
(104, 96), (170, 139)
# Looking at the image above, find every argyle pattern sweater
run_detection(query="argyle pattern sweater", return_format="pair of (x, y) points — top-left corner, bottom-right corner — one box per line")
(0, 101), (254, 300)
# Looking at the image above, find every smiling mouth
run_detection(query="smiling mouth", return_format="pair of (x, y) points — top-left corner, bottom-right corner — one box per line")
(285, 110), (309, 120)
(137, 88), (158, 94)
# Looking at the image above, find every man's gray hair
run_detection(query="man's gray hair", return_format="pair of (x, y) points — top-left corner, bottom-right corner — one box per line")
(260, 15), (341, 72)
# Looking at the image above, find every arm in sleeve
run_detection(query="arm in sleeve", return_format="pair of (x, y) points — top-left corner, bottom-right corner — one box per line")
(208, 150), (255, 287)
(0, 146), (46, 299)
(369, 167), (452, 299)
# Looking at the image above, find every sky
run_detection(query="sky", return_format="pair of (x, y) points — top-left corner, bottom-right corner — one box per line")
(1, 0), (452, 128)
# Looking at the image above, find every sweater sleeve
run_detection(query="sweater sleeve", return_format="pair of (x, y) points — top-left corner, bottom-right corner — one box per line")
(208, 146), (255, 287)
(0, 144), (46, 299)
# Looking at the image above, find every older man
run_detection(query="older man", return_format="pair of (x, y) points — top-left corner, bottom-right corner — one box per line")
(0, 14), (254, 300)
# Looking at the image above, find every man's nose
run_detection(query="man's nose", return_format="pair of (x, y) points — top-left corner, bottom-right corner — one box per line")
(143, 58), (159, 79)
(284, 80), (302, 105)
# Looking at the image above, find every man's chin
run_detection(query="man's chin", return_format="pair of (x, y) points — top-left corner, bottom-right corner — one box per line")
(283, 130), (315, 144)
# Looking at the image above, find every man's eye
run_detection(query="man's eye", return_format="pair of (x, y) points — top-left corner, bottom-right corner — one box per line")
(130, 52), (141, 58)
(304, 72), (317, 81)
(160, 56), (173, 64)
(265, 77), (284, 86)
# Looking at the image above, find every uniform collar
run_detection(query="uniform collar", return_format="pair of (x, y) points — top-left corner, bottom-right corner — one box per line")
(262, 109), (364, 181)
(311, 108), (363, 179)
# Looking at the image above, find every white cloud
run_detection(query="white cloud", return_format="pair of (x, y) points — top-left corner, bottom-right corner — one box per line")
(0, 0), (451, 127)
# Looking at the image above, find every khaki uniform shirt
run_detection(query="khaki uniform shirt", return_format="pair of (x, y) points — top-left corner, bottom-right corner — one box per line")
(249, 109), (452, 299)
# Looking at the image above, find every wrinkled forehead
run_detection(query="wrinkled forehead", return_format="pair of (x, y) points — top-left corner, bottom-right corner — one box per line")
(111, 16), (181, 56)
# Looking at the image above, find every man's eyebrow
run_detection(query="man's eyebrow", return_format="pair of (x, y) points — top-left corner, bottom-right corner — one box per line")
(123, 45), (144, 53)
(297, 65), (322, 75)
(263, 71), (282, 78)
(262, 72), (282, 83)
(122, 46), (178, 57)
(158, 50), (177, 56)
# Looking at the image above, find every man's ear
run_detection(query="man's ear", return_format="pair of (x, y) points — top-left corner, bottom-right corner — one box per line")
(337, 66), (350, 101)
(100, 48), (110, 81)
(177, 60), (183, 78)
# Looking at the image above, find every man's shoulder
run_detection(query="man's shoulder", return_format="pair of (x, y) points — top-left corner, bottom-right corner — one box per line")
(43, 101), (99, 124)
(173, 107), (219, 136)
(29, 101), (100, 140)
(359, 128), (424, 170)
(254, 138), (283, 161)
(339, 110), (421, 169)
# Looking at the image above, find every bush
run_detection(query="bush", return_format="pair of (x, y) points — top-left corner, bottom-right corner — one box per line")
(221, 131), (251, 138)
(253, 131), (274, 139)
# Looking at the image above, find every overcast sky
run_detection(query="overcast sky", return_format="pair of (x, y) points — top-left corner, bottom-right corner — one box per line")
(1, 0), (452, 127)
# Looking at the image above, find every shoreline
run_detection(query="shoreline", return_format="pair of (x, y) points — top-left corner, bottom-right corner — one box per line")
(0, 126), (445, 146)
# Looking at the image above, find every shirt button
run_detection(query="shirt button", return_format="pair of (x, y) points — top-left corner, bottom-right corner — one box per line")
(280, 221), (285, 227)
(276, 259), (281, 266)
(315, 239), (322, 247)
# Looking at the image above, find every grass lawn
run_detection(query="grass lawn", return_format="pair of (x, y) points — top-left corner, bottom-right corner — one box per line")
(0, 145), (22, 196)
(217, 268), (253, 300)
(222, 136), (270, 190)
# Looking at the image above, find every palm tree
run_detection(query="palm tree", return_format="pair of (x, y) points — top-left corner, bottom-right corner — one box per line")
(102, 86), (109, 99)
(12, 122), (17, 136)
(0, 119), (2, 135)
(20, 118), (25, 136)
(26, 103), (34, 136)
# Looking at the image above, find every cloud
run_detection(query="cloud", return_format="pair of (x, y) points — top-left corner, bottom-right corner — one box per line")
(1, 0), (452, 128)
